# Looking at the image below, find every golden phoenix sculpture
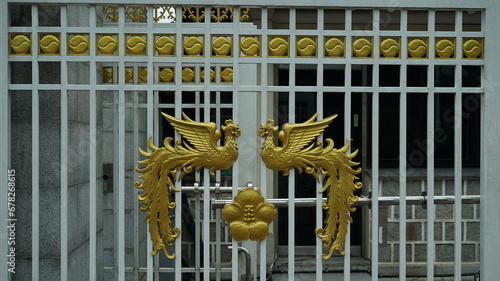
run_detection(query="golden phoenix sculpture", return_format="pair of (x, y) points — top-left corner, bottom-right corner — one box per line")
(135, 112), (240, 258)
(258, 113), (362, 259)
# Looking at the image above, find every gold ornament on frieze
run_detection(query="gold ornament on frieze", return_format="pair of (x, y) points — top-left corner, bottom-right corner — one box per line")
(97, 34), (118, 55)
(183, 36), (204, 56)
(352, 37), (372, 58)
(154, 35), (175, 56)
(240, 36), (260, 57)
(435, 38), (456, 59)
(39, 34), (60, 55)
(324, 37), (344, 58)
(222, 186), (277, 242)
(221, 67), (233, 83)
(136, 113), (240, 257)
(407, 38), (428, 59)
(201, 67), (215, 82)
(268, 36), (289, 57)
(102, 67), (113, 83)
(182, 68), (195, 83)
(126, 35), (147, 56)
(296, 36), (317, 57)
(68, 34), (89, 55)
(463, 38), (483, 59)
(159, 67), (174, 83)
(258, 113), (362, 259)
(138, 67), (148, 83)
(380, 37), (400, 58)
(125, 67), (134, 83)
(9, 34), (31, 55)
(212, 36), (232, 57)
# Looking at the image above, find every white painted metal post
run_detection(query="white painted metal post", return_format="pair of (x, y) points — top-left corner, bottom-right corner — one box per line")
(31, 5), (40, 280)
(481, 1), (500, 279)
(0, 0), (10, 280)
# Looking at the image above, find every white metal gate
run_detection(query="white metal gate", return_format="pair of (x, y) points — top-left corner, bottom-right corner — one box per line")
(2, 1), (500, 281)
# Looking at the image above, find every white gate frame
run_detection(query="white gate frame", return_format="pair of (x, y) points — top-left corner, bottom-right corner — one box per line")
(1, 0), (500, 280)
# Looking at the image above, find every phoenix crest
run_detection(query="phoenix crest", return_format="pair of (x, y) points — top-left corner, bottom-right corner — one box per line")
(135, 112), (240, 258)
(258, 113), (362, 259)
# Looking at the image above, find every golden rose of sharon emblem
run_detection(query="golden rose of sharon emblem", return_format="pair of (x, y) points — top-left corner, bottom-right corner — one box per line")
(222, 187), (276, 241)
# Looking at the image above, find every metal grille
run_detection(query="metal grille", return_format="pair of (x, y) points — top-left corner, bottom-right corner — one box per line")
(2, 1), (500, 281)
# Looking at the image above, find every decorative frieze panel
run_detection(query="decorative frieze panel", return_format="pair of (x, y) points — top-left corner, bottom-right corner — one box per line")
(8, 33), (484, 60)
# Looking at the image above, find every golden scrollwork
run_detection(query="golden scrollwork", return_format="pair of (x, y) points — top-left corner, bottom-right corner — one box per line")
(68, 34), (89, 55)
(238, 8), (251, 21)
(352, 37), (372, 58)
(324, 37), (344, 58)
(153, 6), (176, 22)
(435, 38), (455, 59)
(182, 7), (205, 23)
(126, 35), (147, 56)
(221, 67), (233, 83)
(182, 67), (195, 83)
(296, 37), (317, 57)
(268, 36), (289, 57)
(154, 35), (175, 56)
(212, 36), (232, 57)
(258, 113), (362, 259)
(102, 6), (118, 22)
(136, 113), (240, 257)
(9, 34), (31, 55)
(222, 186), (277, 242)
(463, 38), (483, 59)
(380, 37), (400, 58)
(159, 67), (174, 83)
(211, 8), (231, 22)
(240, 36), (260, 57)
(407, 38), (428, 59)
(183, 36), (204, 56)
(97, 34), (118, 55)
(125, 6), (147, 22)
(39, 34), (60, 55)
(201, 67), (215, 82)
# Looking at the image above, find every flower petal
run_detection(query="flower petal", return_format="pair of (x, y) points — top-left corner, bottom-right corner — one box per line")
(234, 187), (265, 206)
(222, 203), (244, 223)
(255, 203), (277, 224)
(248, 221), (269, 241)
(229, 221), (250, 241)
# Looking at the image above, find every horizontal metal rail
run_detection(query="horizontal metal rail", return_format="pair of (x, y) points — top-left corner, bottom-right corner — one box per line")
(211, 195), (481, 209)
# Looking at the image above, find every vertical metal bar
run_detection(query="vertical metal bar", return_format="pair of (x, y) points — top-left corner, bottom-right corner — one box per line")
(31, 5), (40, 280)
(453, 10), (463, 280)
(288, 8), (297, 281)
(399, 91), (407, 279)
(0, 0), (9, 279)
(88, 5), (98, 281)
(203, 8), (211, 281)
(117, 6), (126, 281)
(399, 9), (408, 280)
(258, 8), (269, 281)
(426, 10), (436, 280)
(480, 3), (500, 279)
(60, 5), (69, 280)
(172, 7), (183, 281)
(371, 92), (379, 281)
(316, 8), (325, 281)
